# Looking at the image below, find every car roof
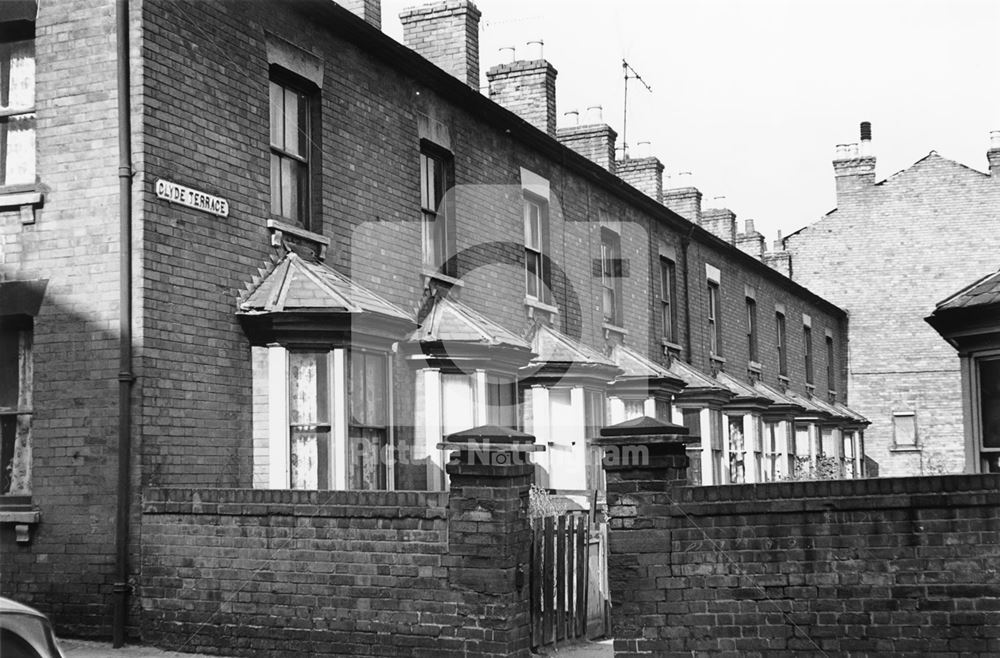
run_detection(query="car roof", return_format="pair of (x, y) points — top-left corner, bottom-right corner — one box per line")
(0, 597), (46, 617)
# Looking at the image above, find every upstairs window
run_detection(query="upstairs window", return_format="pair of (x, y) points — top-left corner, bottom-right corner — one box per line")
(659, 257), (676, 342)
(776, 311), (787, 377)
(524, 195), (549, 302)
(1, 18), (35, 187)
(707, 282), (721, 356)
(600, 227), (623, 324)
(746, 297), (758, 363)
(420, 144), (455, 276)
(803, 325), (814, 384)
(269, 72), (314, 229)
(892, 411), (917, 449)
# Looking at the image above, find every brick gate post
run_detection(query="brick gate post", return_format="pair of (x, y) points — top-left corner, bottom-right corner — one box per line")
(442, 425), (543, 658)
(594, 416), (695, 657)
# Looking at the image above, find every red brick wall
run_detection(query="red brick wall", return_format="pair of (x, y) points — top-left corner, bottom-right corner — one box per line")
(785, 153), (1000, 474)
(0, 0), (126, 636)
(607, 472), (1000, 655)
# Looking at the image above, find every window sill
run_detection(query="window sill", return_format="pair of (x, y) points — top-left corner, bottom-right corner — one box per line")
(602, 322), (627, 337)
(889, 446), (921, 453)
(710, 353), (726, 364)
(805, 383), (816, 394)
(661, 339), (682, 352)
(748, 360), (763, 374)
(524, 297), (559, 316)
(777, 374), (790, 386)
(422, 268), (464, 288)
(0, 503), (40, 544)
(267, 219), (330, 259)
(0, 183), (44, 225)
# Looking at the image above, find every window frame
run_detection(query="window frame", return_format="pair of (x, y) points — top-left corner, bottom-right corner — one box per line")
(707, 281), (721, 357)
(0, 316), (31, 497)
(659, 257), (676, 342)
(269, 67), (319, 231)
(0, 18), (36, 189)
(776, 311), (787, 377)
(523, 192), (550, 302)
(419, 141), (455, 277)
(826, 335), (836, 394)
(892, 411), (918, 449)
(746, 297), (758, 363)
(600, 226), (623, 325)
(803, 325), (814, 385)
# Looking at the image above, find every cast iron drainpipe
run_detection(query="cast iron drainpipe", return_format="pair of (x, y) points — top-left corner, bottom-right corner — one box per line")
(113, 0), (134, 646)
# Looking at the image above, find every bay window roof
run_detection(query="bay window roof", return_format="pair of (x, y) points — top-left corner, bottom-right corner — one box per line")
(520, 323), (621, 385)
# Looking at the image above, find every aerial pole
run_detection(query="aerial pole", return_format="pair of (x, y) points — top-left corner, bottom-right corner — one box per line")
(621, 58), (652, 159)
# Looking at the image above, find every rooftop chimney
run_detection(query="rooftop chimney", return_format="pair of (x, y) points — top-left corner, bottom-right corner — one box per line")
(340, 0), (382, 29)
(988, 130), (1000, 177)
(700, 198), (737, 245)
(486, 41), (558, 137)
(556, 104), (617, 173)
(400, 1), (482, 89)
(832, 121), (876, 205)
(663, 172), (702, 224)
(617, 142), (664, 203)
(736, 218), (765, 259)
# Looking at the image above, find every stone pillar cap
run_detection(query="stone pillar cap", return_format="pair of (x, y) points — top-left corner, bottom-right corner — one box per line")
(438, 424), (544, 452)
(591, 415), (697, 446)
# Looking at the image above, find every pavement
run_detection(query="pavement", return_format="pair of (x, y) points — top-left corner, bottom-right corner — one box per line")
(60, 638), (614, 657)
(59, 639), (232, 657)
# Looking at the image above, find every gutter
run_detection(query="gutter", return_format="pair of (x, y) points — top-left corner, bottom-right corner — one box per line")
(113, 0), (134, 646)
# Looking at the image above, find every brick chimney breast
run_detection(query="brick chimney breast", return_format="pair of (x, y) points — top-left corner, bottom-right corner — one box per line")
(557, 112), (617, 173)
(988, 130), (1000, 177)
(618, 157), (664, 203)
(663, 175), (702, 224)
(486, 58), (558, 137)
(400, 0), (482, 89)
(832, 121), (877, 205)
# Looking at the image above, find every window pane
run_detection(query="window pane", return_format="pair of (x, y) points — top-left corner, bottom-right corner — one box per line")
(893, 413), (916, 447)
(365, 354), (386, 426)
(2, 115), (36, 186)
(2, 38), (35, 112)
(295, 91), (309, 158)
(280, 156), (296, 219)
(524, 201), (539, 248)
(526, 251), (539, 297)
(294, 159), (309, 226)
(980, 359), (1000, 448)
(283, 88), (300, 158)
(348, 426), (387, 490)
(0, 328), (19, 409)
(290, 426), (330, 489)
(269, 82), (283, 148)
(486, 374), (516, 428)
(441, 374), (475, 436)
(270, 154), (282, 215)
(288, 353), (329, 425)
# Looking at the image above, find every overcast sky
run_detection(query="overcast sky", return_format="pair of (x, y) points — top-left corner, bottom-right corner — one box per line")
(381, 0), (1000, 243)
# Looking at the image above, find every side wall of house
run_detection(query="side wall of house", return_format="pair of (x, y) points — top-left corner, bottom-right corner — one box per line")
(785, 155), (1000, 475)
(0, 0), (128, 636)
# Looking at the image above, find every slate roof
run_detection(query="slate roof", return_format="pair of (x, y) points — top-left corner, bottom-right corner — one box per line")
(715, 371), (770, 404)
(408, 296), (530, 350)
(935, 267), (1000, 311)
(238, 252), (412, 322)
(610, 344), (673, 378)
(526, 323), (617, 369)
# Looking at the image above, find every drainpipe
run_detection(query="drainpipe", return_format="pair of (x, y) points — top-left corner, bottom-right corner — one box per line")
(680, 226), (694, 363)
(113, 0), (134, 647)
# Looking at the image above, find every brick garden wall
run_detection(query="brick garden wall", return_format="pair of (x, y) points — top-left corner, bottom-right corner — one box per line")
(141, 488), (457, 656)
(606, 468), (1000, 656)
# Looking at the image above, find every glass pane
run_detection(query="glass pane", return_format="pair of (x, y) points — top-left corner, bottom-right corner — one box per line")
(525, 251), (539, 297)
(348, 426), (387, 490)
(980, 359), (1000, 448)
(524, 201), (539, 248)
(288, 352), (329, 425)
(295, 159), (309, 227)
(296, 91), (309, 158)
(2, 115), (35, 186)
(280, 157), (296, 219)
(441, 374), (475, 436)
(270, 154), (281, 215)
(420, 154), (431, 209)
(486, 375), (516, 428)
(1, 415), (16, 493)
(290, 426), (330, 489)
(602, 287), (615, 322)
(283, 89), (300, 157)
(269, 82), (283, 148)
(2, 39), (35, 111)
(365, 354), (386, 426)
(422, 211), (436, 266)
(0, 328), (19, 409)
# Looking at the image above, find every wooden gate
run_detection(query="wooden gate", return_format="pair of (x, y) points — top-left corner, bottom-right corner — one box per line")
(530, 511), (598, 650)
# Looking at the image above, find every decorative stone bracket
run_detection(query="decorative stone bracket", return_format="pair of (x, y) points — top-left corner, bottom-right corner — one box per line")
(0, 507), (41, 543)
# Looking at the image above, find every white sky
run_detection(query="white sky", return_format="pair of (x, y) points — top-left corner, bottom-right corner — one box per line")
(380, 0), (1000, 243)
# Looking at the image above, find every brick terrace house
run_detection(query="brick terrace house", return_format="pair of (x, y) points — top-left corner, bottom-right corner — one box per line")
(1, 0), (866, 642)
(780, 123), (1000, 476)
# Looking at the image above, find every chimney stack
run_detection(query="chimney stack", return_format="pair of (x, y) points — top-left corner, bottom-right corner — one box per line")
(617, 143), (664, 203)
(340, 0), (382, 29)
(700, 197), (737, 245)
(400, 1), (482, 89)
(988, 130), (1000, 177)
(556, 105), (617, 173)
(832, 121), (876, 205)
(663, 172), (702, 224)
(736, 218), (765, 259)
(486, 41), (558, 137)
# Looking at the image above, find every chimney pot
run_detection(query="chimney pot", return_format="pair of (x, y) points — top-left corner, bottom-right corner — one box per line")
(525, 40), (544, 60)
(563, 110), (579, 127)
(745, 218), (755, 233)
(499, 46), (516, 63)
(860, 121), (872, 142)
(634, 140), (651, 158)
(712, 195), (726, 207)
(990, 130), (1000, 150)
(586, 105), (603, 124)
(673, 171), (694, 187)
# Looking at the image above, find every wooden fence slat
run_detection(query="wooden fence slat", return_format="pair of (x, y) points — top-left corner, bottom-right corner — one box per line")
(543, 515), (555, 646)
(531, 520), (542, 649)
(556, 514), (566, 642)
(576, 516), (587, 637)
(566, 514), (580, 637)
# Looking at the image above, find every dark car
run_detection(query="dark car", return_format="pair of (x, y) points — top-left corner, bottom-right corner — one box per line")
(0, 597), (66, 658)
